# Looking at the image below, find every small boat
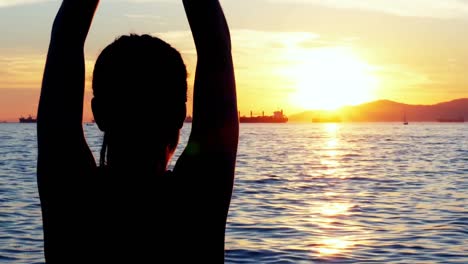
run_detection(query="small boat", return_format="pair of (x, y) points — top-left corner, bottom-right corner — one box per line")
(403, 111), (408, 125)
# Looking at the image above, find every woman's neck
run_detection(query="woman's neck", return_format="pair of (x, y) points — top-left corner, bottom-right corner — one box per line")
(105, 143), (169, 177)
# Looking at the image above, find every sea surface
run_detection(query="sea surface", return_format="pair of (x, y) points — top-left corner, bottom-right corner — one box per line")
(1, 123), (467, 263)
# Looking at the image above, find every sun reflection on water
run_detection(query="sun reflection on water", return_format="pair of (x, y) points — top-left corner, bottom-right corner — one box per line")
(324, 123), (340, 134)
(310, 205), (359, 258)
(319, 123), (343, 177)
(316, 238), (356, 257)
(327, 139), (339, 148)
(309, 199), (360, 257)
(320, 202), (353, 216)
(307, 123), (363, 258)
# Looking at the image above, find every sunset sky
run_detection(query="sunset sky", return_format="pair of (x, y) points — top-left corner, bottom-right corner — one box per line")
(1, 0), (467, 121)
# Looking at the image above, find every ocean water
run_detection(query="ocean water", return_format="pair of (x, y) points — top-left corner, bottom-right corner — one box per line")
(1, 123), (467, 263)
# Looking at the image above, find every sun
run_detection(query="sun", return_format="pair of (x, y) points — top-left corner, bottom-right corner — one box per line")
(286, 48), (379, 110)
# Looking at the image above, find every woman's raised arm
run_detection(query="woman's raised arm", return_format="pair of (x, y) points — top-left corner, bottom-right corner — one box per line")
(37, 1), (99, 261)
(174, 1), (238, 258)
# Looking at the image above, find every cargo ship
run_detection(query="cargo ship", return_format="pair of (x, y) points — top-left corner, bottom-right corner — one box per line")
(239, 110), (288, 123)
(19, 115), (37, 123)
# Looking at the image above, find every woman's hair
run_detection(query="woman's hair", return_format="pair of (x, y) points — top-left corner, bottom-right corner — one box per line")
(92, 34), (188, 166)
(93, 34), (187, 127)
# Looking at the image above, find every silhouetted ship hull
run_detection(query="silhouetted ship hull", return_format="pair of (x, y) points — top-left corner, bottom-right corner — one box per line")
(184, 115), (289, 123)
(19, 116), (37, 123)
(240, 117), (288, 123)
(436, 117), (464, 123)
(240, 110), (288, 123)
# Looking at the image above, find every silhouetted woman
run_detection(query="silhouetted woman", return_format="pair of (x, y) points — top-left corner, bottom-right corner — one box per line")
(37, 0), (238, 262)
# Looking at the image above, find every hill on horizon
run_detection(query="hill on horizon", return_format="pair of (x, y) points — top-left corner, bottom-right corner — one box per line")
(289, 98), (468, 122)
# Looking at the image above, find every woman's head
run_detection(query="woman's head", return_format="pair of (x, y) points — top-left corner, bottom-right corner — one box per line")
(92, 34), (187, 168)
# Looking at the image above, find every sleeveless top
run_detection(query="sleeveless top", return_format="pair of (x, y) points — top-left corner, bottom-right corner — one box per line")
(44, 166), (225, 263)
(78, 167), (183, 262)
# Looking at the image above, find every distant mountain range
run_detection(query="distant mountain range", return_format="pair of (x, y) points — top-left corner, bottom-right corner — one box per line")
(289, 98), (468, 122)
